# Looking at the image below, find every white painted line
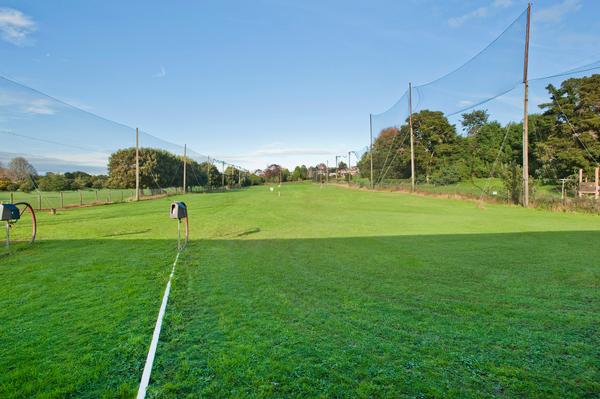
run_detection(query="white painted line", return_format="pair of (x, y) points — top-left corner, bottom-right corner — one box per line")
(136, 251), (180, 399)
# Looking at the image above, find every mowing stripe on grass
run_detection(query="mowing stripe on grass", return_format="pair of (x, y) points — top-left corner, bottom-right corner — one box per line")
(136, 250), (180, 399)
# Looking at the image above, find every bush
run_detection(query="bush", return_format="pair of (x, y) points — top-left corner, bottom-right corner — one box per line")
(430, 164), (463, 185)
(18, 179), (35, 193)
(0, 177), (12, 191)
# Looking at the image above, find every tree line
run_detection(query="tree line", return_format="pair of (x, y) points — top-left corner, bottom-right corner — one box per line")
(357, 74), (600, 201)
(0, 148), (262, 192)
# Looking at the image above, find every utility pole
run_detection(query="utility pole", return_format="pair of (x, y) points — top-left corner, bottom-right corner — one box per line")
(206, 157), (211, 187)
(369, 114), (374, 189)
(222, 161), (225, 187)
(135, 127), (140, 201)
(522, 2), (531, 207)
(183, 144), (187, 194)
(408, 83), (416, 192)
(348, 151), (351, 182)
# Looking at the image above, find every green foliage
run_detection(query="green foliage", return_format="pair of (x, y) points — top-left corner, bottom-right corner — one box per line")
(361, 74), (600, 188)
(37, 173), (71, 191)
(107, 148), (215, 189)
(18, 179), (35, 192)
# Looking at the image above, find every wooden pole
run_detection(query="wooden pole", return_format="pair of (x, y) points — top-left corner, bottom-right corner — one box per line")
(594, 168), (600, 199)
(60, 191), (64, 208)
(222, 161), (225, 187)
(135, 127), (140, 201)
(369, 114), (374, 189)
(348, 151), (351, 182)
(409, 82), (416, 192)
(522, 3), (531, 207)
(183, 144), (187, 194)
(207, 157), (211, 187)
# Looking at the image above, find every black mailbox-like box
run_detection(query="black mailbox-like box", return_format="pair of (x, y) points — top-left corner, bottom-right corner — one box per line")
(0, 204), (20, 221)
(170, 202), (187, 219)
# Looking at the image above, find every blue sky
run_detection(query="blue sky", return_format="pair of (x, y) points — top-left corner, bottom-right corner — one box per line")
(0, 0), (598, 171)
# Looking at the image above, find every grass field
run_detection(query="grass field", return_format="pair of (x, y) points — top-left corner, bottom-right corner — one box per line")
(1, 183), (599, 398)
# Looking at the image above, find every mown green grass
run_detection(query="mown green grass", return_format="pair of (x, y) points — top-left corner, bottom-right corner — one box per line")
(1, 183), (599, 398)
(149, 183), (599, 398)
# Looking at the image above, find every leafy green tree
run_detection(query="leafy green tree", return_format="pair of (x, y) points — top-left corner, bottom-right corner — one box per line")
(38, 173), (70, 191)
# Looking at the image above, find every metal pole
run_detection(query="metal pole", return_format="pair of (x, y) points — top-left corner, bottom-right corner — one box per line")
(326, 160), (329, 184)
(369, 114), (374, 189)
(177, 219), (181, 251)
(60, 192), (64, 208)
(183, 144), (187, 194)
(135, 127), (140, 201)
(522, 3), (531, 207)
(5, 222), (9, 249)
(409, 82), (416, 192)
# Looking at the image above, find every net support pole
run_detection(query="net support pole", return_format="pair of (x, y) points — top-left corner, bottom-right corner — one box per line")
(522, 2), (531, 207)
(135, 127), (140, 201)
(369, 114), (374, 189)
(222, 161), (225, 187)
(409, 82), (416, 192)
(348, 151), (351, 182)
(206, 157), (211, 187)
(183, 144), (187, 194)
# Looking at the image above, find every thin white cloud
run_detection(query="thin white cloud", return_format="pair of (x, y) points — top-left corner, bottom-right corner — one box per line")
(493, 0), (513, 7)
(24, 99), (55, 115)
(153, 66), (167, 78)
(0, 92), (58, 115)
(448, 7), (488, 28)
(535, 0), (582, 23)
(0, 7), (36, 46)
(448, 0), (516, 28)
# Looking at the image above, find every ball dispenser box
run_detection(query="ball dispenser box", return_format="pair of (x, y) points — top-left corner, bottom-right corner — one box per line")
(0, 204), (20, 221)
(170, 202), (187, 219)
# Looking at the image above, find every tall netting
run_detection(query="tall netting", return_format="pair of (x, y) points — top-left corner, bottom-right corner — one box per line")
(361, 91), (411, 186)
(412, 9), (528, 118)
(0, 75), (246, 210)
(351, 5), (600, 210)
